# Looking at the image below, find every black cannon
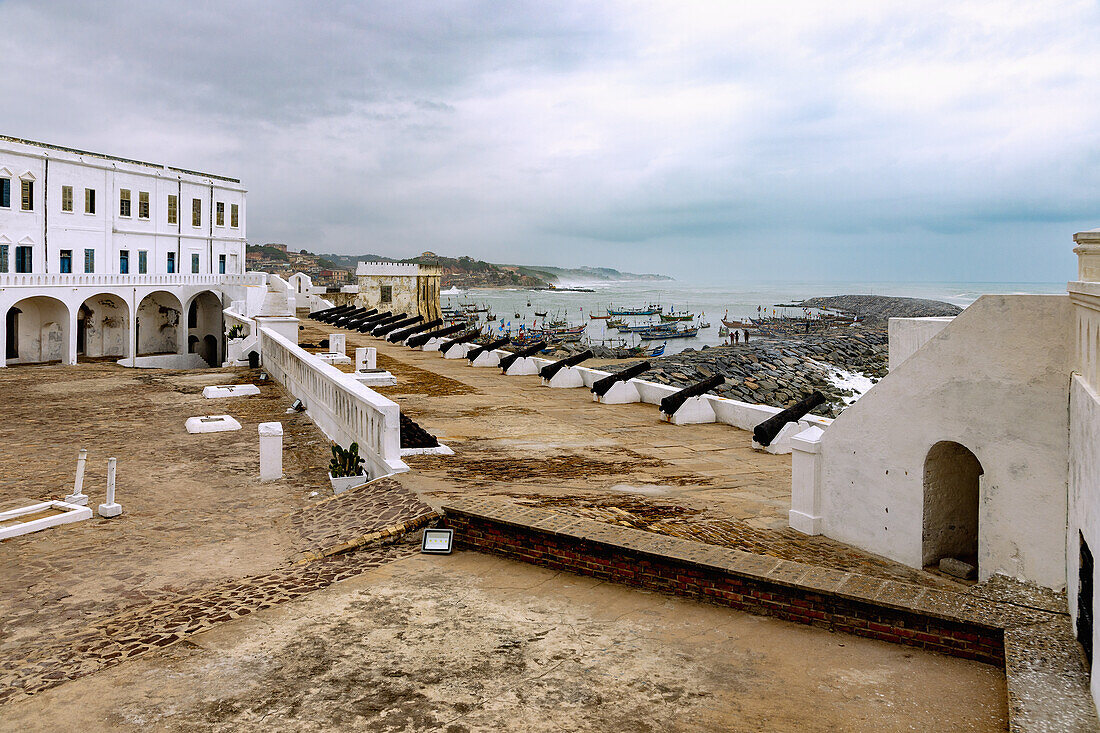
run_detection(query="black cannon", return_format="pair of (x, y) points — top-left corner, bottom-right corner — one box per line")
(499, 342), (548, 372)
(343, 310), (380, 329)
(374, 315), (422, 337)
(364, 313), (405, 334)
(752, 391), (826, 446)
(310, 305), (344, 320)
(659, 374), (726, 417)
(539, 350), (593, 381)
(356, 311), (392, 331)
(317, 305), (353, 322)
(467, 338), (510, 362)
(407, 323), (466, 348)
(439, 330), (480, 355)
(591, 360), (651, 397)
(390, 318), (442, 343)
(332, 308), (369, 326)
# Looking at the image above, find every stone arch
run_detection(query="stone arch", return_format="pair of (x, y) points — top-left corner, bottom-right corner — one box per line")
(922, 441), (982, 570)
(136, 291), (182, 356)
(4, 296), (70, 365)
(185, 290), (224, 367)
(77, 293), (130, 359)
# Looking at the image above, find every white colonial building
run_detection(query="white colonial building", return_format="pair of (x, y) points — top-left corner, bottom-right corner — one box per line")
(0, 136), (263, 368)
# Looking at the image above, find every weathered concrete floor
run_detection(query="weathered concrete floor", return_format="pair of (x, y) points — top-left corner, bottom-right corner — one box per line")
(304, 320), (962, 590)
(0, 363), (432, 706)
(0, 551), (1008, 733)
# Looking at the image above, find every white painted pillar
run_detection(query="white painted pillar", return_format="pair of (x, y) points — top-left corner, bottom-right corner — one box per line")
(788, 426), (824, 535)
(0, 304), (6, 368)
(126, 296), (137, 366)
(258, 422), (283, 481)
(98, 457), (122, 517)
(355, 346), (376, 371)
(66, 305), (78, 365)
(65, 449), (89, 506)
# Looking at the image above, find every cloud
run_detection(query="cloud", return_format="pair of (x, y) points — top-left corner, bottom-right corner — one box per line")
(1, 0), (1098, 281)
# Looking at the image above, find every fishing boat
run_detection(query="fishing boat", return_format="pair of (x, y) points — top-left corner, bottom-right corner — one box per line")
(698, 320), (711, 329)
(646, 342), (667, 357)
(606, 318), (628, 328)
(534, 311), (547, 317)
(607, 304), (663, 316)
(658, 309), (694, 322)
(617, 322), (668, 333)
(638, 326), (698, 340)
(589, 313), (611, 320)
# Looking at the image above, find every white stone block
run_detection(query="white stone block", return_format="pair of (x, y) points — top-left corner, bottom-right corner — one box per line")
(504, 356), (540, 376)
(442, 343), (473, 359)
(329, 333), (346, 356)
(545, 366), (586, 388)
(185, 415), (243, 433)
(665, 395), (717, 425)
(355, 346), (377, 371)
(350, 370), (397, 387)
(316, 352), (352, 366)
(595, 380), (642, 404)
(470, 350), (501, 368)
(420, 338), (443, 351)
(259, 421), (283, 481)
(758, 421), (803, 455)
(203, 384), (261, 399)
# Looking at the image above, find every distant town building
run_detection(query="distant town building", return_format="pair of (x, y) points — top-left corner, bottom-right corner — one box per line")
(266, 243), (288, 253)
(355, 261), (441, 320)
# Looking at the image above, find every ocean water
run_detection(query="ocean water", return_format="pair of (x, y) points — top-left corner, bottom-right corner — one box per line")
(444, 279), (1067, 356)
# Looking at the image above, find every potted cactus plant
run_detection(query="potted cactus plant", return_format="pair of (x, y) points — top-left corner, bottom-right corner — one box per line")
(328, 441), (368, 494)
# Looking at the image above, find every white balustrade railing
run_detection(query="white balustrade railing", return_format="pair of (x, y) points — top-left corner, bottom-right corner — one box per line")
(258, 327), (406, 478)
(0, 272), (267, 288)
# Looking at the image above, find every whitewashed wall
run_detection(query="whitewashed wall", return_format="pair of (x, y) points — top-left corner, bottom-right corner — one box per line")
(0, 136), (246, 277)
(817, 294), (1073, 589)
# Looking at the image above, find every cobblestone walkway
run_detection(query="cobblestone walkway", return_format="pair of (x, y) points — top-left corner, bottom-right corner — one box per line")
(0, 540), (420, 707)
(286, 476), (438, 559)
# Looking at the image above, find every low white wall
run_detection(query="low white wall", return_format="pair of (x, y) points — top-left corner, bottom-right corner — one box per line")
(818, 294), (1073, 589)
(888, 317), (954, 371)
(258, 327), (406, 479)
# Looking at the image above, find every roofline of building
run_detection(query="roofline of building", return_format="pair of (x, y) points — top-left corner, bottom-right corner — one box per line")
(0, 134), (241, 184)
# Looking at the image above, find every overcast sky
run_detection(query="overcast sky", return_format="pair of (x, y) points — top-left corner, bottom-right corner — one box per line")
(3, 1), (1097, 282)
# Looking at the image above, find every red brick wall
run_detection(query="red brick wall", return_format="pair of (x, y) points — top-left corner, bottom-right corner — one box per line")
(445, 511), (1004, 665)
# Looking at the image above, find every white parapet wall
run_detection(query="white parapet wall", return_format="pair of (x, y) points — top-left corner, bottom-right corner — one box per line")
(888, 316), (954, 371)
(814, 294), (1073, 590)
(258, 327), (407, 478)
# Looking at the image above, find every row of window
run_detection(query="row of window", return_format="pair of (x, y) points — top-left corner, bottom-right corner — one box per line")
(0, 178), (240, 228)
(0, 245), (226, 274)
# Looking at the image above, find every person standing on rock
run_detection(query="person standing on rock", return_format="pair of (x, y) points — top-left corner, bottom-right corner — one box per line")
(733, 330), (740, 344)
(743, 330), (749, 343)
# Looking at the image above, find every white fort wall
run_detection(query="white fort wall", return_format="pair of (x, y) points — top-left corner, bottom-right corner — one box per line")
(0, 136), (246, 278)
(257, 327), (406, 479)
(816, 294), (1073, 589)
(1069, 374), (1100, 708)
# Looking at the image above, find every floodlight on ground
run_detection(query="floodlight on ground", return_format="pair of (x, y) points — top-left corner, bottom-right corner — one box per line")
(421, 528), (454, 554)
(290, 399), (305, 412)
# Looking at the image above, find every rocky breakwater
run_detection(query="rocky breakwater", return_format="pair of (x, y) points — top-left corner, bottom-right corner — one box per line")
(799, 294), (961, 327)
(603, 330), (889, 418)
